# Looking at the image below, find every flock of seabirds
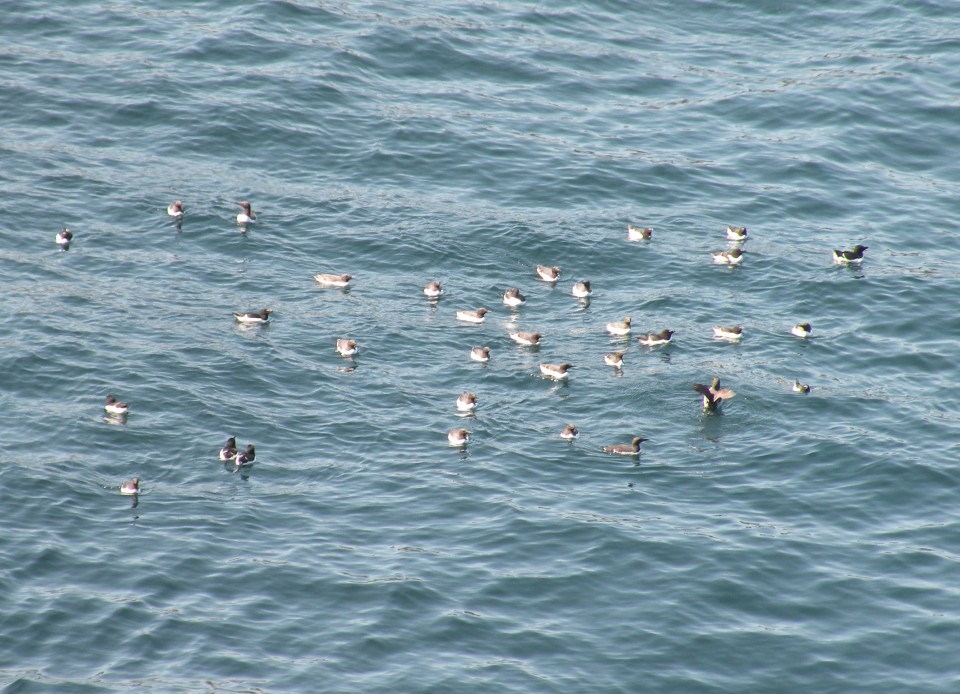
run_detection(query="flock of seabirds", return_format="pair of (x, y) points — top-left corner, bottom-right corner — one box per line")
(55, 200), (870, 497)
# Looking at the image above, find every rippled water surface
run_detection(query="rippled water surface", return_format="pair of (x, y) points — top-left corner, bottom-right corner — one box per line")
(2, 1), (960, 691)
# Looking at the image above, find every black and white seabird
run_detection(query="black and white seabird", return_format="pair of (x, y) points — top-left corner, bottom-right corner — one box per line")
(502, 288), (526, 307)
(606, 317), (632, 336)
(637, 329), (674, 346)
(120, 477), (140, 495)
(219, 436), (238, 461)
(712, 248), (744, 265)
(236, 444), (256, 466)
(104, 394), (129, 415)
(693, 377), (735, 412)
(539, 363), (574, 380)
(725, 225), (748, 241)
(536, 265), (561, 282)
(236, 201), (256, 224)
(601, 436), (648, 456)
(456, 307), (489, 323)
(233, 308), (272, 324)
(314, 273), (353, 287)
(833, 245), (868, 265)
(509, 331), (542, 346)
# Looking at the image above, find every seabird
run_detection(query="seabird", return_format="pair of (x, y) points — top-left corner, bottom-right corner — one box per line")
(167, 200), (184, 219)
(336, 338), (358, 357)
(236, 201), (256, 224)
(692, 377), (734, 412)
(233, 308), (272, 324)
(219, 436), (238, 461)
(314, 273), (353, 288)
(470, 346), (491, 362)
(793, 379), (811, 394)
(601, 436), (648, 456)
(604, 351), (625, 368)
(55, 228), (73, 247)
(539, 362), (574, 380)
(833, 245), (868, 265)
(120, 477), (140, 495)
(571, 281), (592, 298)
(448, 428), (470, 446)
(725, 225), (748, 241)
(536, 265), (561, 282)
(606, 317), (632, 336)
(509, 331), (542, 346)
(236, 444), (256, 466)
(456, 307), (489, 323)
(423, 281), (443, 298)
(560, 423), (579, 440)
(712, 248), (744, 265)
(502, 288), (526, 307)
(456, 392), (477, 412)
(627, 225), (653, 241)
(712, 325), (743, 340)
(637, 329), (674, 346)
(791, 323), (812, 338)
(104, 394), (129, 415)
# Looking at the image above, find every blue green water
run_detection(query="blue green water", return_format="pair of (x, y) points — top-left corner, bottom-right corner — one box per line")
(3, 1), (960, 691)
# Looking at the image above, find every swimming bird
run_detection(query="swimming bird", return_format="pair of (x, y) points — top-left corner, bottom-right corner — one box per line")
(712, 325), (743, 340)
(236, 201), (256, 224)
(539, 362), (574, 380)
(712, 248), (744, 265)
(456, 307), (489, 324)
(692, 377), (734, 412)
(167, 200), (184, 219)
(233, 308), (272, 324)
(637, 329), (674, 346)
(602, 436), (648, 456)
(833, 245), (868, 264)
(104, 394), (129, 415)
(793, 379), (811, 394)
(336, 338), (358, 357)
(55, 227), (73, 247)
(502, 288), (526, 307)
(509, 331), (542, 346)
(423, 280), (443, 298)
(604, 351), (625, 368)
(571, 281), (592, 298)
(627, 225), (653, 241)
(725, 225), (748, 241)
(236, 444), (256, 466)
(791, 322), (812, 338)
(314, 273), (353, 288)
(536, 265), (561, 282)
(120, 477), (140, 495)
(456, 392), (477, 412)
(606, 317), (632, 336)
(219, 436), (238, 461)
(470, 346), (491, 362)
(448, 428), (470, 446)
(561, 423), (579, 440)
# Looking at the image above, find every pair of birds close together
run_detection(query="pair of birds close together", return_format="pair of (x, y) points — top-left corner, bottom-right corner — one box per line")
(219, 436), (257, 466)
(603, 318), (676, 346)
